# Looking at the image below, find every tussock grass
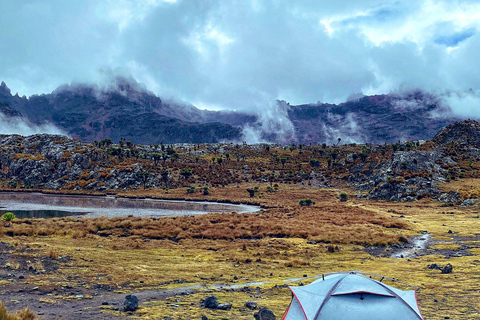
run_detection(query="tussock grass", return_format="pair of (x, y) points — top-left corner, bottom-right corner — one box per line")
(0, 187), (405, 245)
(0, 302), (39, 320)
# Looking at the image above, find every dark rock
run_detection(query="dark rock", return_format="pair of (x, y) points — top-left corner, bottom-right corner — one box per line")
(123, 294), (139, 312)
(217, 303), (232, 310)
(202, 296), (218, 309)
(101, 301), (109, 305)
(433, 120), (480, 147)
(428, 263), (442, 270)
(201, 315), (208, 320)
(254, 307), (276, 320)
(442, 263), (453, 274)
(245, 300), (258, 310)
(438, 191), (461, 203)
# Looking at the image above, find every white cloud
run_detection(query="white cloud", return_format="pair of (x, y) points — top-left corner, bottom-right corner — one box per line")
(1, 0), (480, 113)
(0, 113), (68, 136)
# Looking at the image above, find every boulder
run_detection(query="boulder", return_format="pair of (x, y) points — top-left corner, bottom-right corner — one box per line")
(123, 294), (139, 312)
(438, 191), (461, 203)
(254, 307), (276, 320)
(245, 300), (258, 310)
(217, 303), (232, 310)
(202, 296), (218, 309)
(442, 263), (453, 274)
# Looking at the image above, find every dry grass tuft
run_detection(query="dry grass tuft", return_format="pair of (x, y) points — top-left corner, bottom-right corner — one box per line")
(0, 301), (40, 320)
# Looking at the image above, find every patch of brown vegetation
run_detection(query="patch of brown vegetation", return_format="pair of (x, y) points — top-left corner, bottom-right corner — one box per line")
(0, 188), (406, 245)
(0, 302), (39, 320)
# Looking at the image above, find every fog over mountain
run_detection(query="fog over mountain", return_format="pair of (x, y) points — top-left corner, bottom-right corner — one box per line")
(0, 77), (466, 145)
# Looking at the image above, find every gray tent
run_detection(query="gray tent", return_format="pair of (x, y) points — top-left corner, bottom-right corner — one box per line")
(281, 272), (423, 320)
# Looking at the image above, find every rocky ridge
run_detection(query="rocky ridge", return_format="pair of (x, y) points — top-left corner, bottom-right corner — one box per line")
(0, 120), (479, 203)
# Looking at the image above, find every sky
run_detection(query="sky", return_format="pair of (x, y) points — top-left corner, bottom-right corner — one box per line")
(1, 0), (480, 112)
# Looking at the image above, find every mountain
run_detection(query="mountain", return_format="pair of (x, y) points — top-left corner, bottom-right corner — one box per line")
(0, 78), (243, 143)
(0, 78), (460, 144)
(287, 91), (457, 144)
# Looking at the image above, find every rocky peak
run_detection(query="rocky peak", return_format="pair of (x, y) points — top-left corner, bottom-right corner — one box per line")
(0, 81), (12, 98)
(433, 120), (480, 147)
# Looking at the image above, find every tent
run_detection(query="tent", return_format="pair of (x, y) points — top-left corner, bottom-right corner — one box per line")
(281, 272), (423, 320)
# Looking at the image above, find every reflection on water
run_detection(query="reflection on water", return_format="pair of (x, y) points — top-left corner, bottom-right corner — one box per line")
(0, 209), (87, 219)
(0, 192), (260, 218)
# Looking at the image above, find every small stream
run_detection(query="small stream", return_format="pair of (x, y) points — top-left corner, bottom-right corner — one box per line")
(390, 233), (432, 258)
(0, 192), (260, 218)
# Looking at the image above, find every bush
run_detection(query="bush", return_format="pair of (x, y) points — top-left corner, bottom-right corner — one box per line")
(299, 199), (315, 206)
(186, 186), (196, 194)
(2, 212), (16, 222)
(339, 192), (348, 202)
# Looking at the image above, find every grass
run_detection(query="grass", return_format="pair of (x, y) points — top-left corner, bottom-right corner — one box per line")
(0, 302), (38, 320)
(0, 185), (479, 319)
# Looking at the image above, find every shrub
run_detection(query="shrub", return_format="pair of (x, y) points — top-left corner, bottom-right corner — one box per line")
(299, 199), (315, 206)
(186, 186), (196, 194)
(309, 159), (320, 167)
(203, 186), (210, 196)
(2, 212), (16, 223)
(339, 192), (348, 202)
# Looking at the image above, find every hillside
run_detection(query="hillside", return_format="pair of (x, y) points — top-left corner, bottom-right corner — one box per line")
(0, 120), (479, 205)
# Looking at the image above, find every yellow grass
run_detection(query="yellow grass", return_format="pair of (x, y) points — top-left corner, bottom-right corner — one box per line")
(0, 181), (479, 319)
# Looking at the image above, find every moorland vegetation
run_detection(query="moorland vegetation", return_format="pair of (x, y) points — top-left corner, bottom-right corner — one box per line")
(0, 120), (479, 319)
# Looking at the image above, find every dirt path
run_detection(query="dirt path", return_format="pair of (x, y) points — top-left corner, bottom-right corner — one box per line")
(2, 283), (205, 319)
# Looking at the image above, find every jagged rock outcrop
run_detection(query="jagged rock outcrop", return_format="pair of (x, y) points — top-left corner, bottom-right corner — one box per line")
(0, 134), (163, 190)
(356, 120), (480, 201)
(433, 119), (480, 147)
(354, 149), (451, 201)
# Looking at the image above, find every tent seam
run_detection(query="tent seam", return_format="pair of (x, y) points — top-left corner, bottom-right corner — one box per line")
(289, 287), (309, 320)
(312, 274), (348, 320)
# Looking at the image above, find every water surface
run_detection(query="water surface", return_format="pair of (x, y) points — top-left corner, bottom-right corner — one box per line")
(0, 192), (260, 218)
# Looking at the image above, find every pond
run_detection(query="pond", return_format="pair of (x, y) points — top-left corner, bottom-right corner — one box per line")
(0, 192), (260, 219)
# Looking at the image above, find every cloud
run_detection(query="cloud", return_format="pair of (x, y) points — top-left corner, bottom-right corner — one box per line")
(1, 0), (480, 115)
(0, 113), (68, 136)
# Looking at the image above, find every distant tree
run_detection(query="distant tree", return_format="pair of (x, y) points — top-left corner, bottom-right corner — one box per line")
(309, 159), (320, 167)
(139, 171), (150, 189)
(152, 153), (162, 166)
(203, 186), (210, 196)
(180, 168), (192, 179)
(161, 170), (169, 187)
(171, 153), (179, 163)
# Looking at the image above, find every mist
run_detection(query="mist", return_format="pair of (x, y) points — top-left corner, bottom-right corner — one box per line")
(0, 113), (67, 136)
